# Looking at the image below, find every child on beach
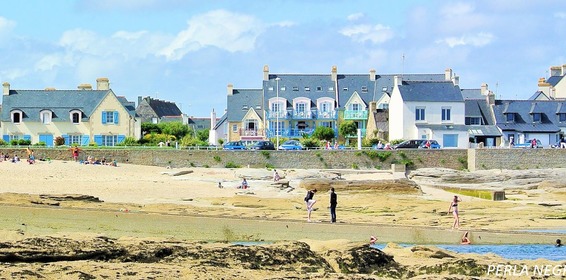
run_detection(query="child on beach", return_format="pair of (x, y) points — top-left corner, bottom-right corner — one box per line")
(448, 195), (462, 229)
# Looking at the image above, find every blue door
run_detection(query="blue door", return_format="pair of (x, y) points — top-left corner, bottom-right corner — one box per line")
(39, 134), (54, 147)
(443, 134), (458, 148)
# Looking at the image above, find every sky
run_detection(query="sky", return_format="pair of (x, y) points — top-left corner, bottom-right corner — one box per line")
(1, 0), (566, 117)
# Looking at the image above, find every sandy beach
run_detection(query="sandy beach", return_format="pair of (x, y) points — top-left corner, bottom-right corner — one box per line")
(0, 159), (564, 279)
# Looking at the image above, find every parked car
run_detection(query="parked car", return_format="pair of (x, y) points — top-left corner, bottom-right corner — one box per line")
(393, 139), (424, 149)
(419, 140), (441, 149)
(513, 139), (543, 148)
(278, 140), (304, 150)
(223, 141), (247, 150)
(250, 140), (275, 150)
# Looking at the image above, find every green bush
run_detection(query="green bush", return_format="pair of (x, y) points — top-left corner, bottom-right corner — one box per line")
(225, 162), (241, 168)
(88, 142), (98, 147)
(260, 150), (270, 159)
(376, 151), (392, 162)
(33, 141), (47, 147)
(117, 137), (139, 146)
(0, 139), (6, 146)
(301, 138), (321, 149)
(213, 155), (222, 162)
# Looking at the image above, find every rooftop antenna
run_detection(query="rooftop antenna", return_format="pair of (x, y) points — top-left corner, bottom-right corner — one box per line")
(401, 53), (405, 78)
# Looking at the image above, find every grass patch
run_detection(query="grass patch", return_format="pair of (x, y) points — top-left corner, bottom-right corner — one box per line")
(213, 155), (221, 163)
(225, 162), (241, 168)
(445, 187), (493, 200)
(265, 163), (275, 170)
(260, 151), (270, 159)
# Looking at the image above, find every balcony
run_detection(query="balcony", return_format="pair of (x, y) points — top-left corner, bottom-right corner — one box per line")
(292, 110), (313, 119)
(344, 110), (368, 120)
(267, 110), (289, 119)
(239, 129), (265, 137)
(266, 128), (316, 138)
(314, 110), (337, 120)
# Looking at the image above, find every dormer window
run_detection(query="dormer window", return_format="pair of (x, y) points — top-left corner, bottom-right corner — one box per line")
(361, 86), (368, 93)
(70, 110), (82, 124)
(532, 113), (542, 122)
(506, 113), (515, 122)
(559, 113), (566, 122)
(304, 87), (310, 91)
(316, 86), (322, 91)
(40, 110), (52, 124)
(292, 86), (299, 91)
(11, 110), (23, 124)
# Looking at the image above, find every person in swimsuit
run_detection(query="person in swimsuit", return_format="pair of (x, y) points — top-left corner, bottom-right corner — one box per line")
(448, 195), (462, 229)
(461, 231), (471, 244)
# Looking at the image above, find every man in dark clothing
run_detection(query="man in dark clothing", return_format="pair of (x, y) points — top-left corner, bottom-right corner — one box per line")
(330, 188), (337, 223)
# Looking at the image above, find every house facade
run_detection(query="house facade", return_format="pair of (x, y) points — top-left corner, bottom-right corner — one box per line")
(389, 74), (469, 148)
(537, 64), (566, 99)
(461, 84), (502, 147)
(1, 78), (140, 147)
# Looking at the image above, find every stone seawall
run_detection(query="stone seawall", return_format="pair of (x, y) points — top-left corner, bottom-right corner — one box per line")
(7, 147), (563, 171)
(1, 148), (468, 170)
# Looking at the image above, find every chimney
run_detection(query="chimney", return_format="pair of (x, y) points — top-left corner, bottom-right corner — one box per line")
(452, 75), (459, 86)
(480, 83), (488, 95)
(3, 82), (10, 95)
(45, 87), (56, 91)
(369, 69), (376, 81)
(487, 91), (495, 106)
(211, 109), (217, 128)
(77, 83), (92, 90)
(263, 65), (269, 81)
(369, 101), (377, 112)
(445, 68), (453, 81)
(331, 65), (337, 82)
(227, 84), (234, 96)
(394, 75), (403, 87)
(550, 66), (561, 77)
(96, 77), (110, 90)
(562, 64), (566, 76)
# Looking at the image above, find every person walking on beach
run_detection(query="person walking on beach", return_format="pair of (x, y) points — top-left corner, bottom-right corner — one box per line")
(448, 195), (462, 229)
(329, 188), (337, 223)
(304, 189), (317, 222)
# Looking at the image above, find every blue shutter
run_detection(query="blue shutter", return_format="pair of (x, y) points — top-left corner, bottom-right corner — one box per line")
(94, 135), (103, 146)
(23, 135), (31, 141)
(63, 135), (69, 146)
(102, 112), (107, 124)
(117, 135), (125, 144)
(2, 135), (9, 142)
(81, 135), (90, 146)
(39, 134), (54, 147)
(113, 111), (119, 124)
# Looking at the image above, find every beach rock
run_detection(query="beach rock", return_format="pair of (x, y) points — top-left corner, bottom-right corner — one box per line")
(331, 244), (402, 277)
(39, 194), (103, 203)
(299, 178), (421, 193)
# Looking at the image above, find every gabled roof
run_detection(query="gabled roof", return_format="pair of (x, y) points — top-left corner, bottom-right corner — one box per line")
(227, 89), (263, 122)
(461, 89), (483, 100)
(1, 89), (112, 122)
(144, 97), (182, 118)
(398, 81), (463, 102)
(213, 113), (227, 130)
(116, 96), (137, 117)
(465, 99), (495, 125)
(528, 91), (551, 100)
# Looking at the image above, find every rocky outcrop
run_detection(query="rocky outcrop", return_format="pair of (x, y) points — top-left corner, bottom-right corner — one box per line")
(299, 178), (421, 194)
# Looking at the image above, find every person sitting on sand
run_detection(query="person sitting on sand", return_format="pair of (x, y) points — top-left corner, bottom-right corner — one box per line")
(240, 178), (248, 189)
(370, 235), (377, 245)
(557, 239), (562, 247)
(461, 231), (471, 245)
(273, 170), (280, 182)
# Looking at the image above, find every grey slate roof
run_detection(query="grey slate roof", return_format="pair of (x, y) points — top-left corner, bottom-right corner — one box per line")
(546, 75), (563, 87)
(213, 113), (227, 130)
(146, 98), (182, 117)
(116, 96), (137, 116)
(226, 89), (263, 121)
(464, 99), (495, 125)
(461, 89), (483, 100)
(528, 91), (551, 100)
(189, 117), (214, 130)
(468, 125), (502, 136)
(398, 81), (463, 102)
(493, 100), (564, 132)
(1, 89), (112, 122)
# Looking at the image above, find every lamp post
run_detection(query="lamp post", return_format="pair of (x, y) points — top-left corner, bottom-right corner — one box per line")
(275, 77), (281, 149)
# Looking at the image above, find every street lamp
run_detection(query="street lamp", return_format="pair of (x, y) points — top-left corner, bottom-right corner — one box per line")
(275, 77), (281, 149)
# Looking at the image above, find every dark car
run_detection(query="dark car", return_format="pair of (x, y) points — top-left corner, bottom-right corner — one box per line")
(223, 141), (247, 150)
(250, 140), (275, 150)
(393, 139), (424, 149)
(419, 140), (441, 149)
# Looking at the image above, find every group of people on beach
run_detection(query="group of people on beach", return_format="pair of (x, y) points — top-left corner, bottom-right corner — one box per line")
(69, 147), (117, 166)
(304, 188), (337, 223)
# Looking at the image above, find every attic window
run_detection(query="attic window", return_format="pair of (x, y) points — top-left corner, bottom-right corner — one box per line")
(242, 105), (248, 111)
(343, 87), (348, 91)
(268, 87), (274, 91)
(11, 110), (23, 124)
(305, 87), (310, 91)
(506, 113), (515, 122)
(316, 86), (322, 91)
(361, 86), (368, 93)
(293, 86), (299, 91)
(532, 113), (542, 122)
(382, 87), (388, 92)
(255, 105), (261, 110)
(281, 86), (286, 91)
(559, 113), (566, 122)
(328, 87), (334, 91)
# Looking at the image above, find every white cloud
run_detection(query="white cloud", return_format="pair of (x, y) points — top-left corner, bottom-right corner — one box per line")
(339, 24), (394, 44)
(436, 32), (495, 48)
(347, 13), (364, 21)
(440, 2), (474, 18)
(159, 10), (265, 61)
(0, 16), (16, 34)
(275, 21), (296, 28)
(554, 12), (566, 19)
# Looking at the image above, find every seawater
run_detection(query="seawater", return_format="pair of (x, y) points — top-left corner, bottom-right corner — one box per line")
(372, 244), (565, 261)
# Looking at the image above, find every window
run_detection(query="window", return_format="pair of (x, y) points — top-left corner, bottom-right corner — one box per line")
(102, 111), (118, 124)
(9, 135), (20, 141)
(532, 113), (542, 122)
(151, 117), (158, 124)
(328, 87), (334, 91)
(560, 113), (566, 122)
(361, 86), (368, 93)
(102, 135), (119, 146)
(71, 112), (81, 124)
(242, 105), (248, 111)
(321, 121), (333, 128)
(280, 86), (286, 91)
(415, 107), (425, 121)
(268, 87), (273, 91)
(41, 110), (52, 124)
(296, 103), (306, 113)
(316, 86), (322, 91)
(506, 113), (515, 122)
(69, 135), (82, 145)
(441, 107), (451, 121)
(352, 103), (360, 111)
(321, 102), (330, 112)
(292, 86), (299, 91)
(271, 102), (281, 112)
(304, 87), (310, 91)
(270, 121), (284, 135)
(11, 111), (22, 124)
(232, 124), (238, 132)
(342, 87), (348, 91)
(466, 117), (482, 125)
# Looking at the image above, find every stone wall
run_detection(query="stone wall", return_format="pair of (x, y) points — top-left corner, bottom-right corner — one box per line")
(1, 148), (468, 170)
(469, 148), (566, 171)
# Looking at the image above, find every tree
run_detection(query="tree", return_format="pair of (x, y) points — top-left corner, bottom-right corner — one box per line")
(311, 126), (335, 141)
(196, 129), (210, 142)
(159, 122), (189, 140)
(339, 121), (357, 137)
(141, 123), (161, 135)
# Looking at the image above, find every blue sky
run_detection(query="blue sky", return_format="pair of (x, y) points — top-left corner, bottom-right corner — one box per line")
(1, 0), (566, 117)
